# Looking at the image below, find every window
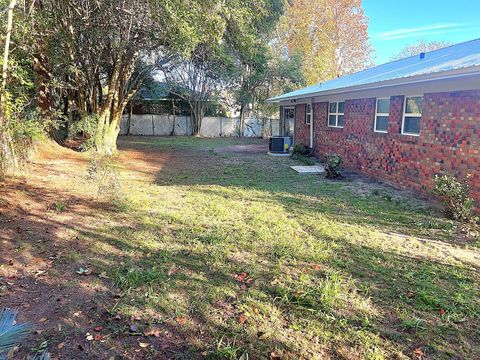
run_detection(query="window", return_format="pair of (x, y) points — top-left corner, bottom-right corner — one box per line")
(402, 96), (423, 136)
(328, 101), (345, 128)
(374, 98), (390, 133)
(305, 103), (312, 125)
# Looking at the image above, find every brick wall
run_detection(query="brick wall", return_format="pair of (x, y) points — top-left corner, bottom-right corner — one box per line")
(294, 104), (309, 146)
(294, 90), (480, 204)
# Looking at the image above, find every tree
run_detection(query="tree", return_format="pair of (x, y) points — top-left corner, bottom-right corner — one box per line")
(390, 40), (454, 61)
(161, 0), (286, 136)
(0, 0), (40, 170)
(39, 0), (223, 154)
(161, 44), (233, 136)
(275, 0), (373, 85)
(225, 0), (285, 135)
(0, 0), (18, 169)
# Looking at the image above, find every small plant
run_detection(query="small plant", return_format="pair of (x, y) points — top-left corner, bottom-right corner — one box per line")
(433, 174), (476, 222)
(88, 154), (122, 200)
(324, 153), (343, 179)
(0, 308), (31, 358)
(53, 200), (66, 212)
(292, 144), (310, 156)
(291, 153), (315, 166)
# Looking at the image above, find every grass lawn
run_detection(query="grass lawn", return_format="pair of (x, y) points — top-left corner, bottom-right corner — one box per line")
(1, 136), (479, 359)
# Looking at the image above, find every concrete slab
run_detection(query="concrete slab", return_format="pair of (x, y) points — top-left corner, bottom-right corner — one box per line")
(268, 152), (290, 157)
(291, 165), (325, 174)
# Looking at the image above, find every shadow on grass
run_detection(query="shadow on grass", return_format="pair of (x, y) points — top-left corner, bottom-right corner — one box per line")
(93, 203), (479, 359)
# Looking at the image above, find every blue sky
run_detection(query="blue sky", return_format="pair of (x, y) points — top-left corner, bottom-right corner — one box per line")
(364, 0), (480, 64)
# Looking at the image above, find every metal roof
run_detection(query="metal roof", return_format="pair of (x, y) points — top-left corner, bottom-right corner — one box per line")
(269, 38), (480, 102)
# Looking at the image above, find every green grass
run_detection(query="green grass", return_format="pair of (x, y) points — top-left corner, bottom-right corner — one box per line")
(87, 136), (479, 359)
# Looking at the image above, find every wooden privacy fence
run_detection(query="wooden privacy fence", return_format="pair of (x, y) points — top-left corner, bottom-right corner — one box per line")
(120, 114), (280, 138)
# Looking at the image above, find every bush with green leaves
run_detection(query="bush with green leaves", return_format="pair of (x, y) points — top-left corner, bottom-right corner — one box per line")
(324, 153), (342, 179)
(292, 144), (310, 156)
(433, 174), (476, 221)
(88, 154), (122, 200)
(69, 114), (100, 152)
(1, 95), (46, 170)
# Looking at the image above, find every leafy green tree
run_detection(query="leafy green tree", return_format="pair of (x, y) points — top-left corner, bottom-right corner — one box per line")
(38, 0), (225, 154)
(225, 0), (284, 134)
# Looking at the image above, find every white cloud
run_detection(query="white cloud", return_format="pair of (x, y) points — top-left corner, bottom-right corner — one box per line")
(375, 23), (463, 40)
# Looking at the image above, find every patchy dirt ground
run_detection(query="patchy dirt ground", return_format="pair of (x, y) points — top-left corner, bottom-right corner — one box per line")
(0, 142), (180, 359)
(1, 137), (479, 359)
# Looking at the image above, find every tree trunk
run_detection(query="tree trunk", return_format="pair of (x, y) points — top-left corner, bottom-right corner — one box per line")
(126, 101), (132, 136)
(0, 0), (18, 170)
(191, 101), (204, 137)
(239, 103), (246, 137)
(95, 109), (122, 155)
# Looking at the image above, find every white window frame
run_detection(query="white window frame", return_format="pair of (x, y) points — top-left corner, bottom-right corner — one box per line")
(328, 101), (345, 128)
(401, 95), (423, 136)
(305, 103), (312, 125)
(374, 98), (390, 133)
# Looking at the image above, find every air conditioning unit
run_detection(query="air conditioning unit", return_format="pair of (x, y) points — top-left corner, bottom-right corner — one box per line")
(269, 136), (292, 153)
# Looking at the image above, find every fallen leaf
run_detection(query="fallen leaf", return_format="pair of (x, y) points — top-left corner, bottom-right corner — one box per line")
(35, 270), (47, 277)
(139, 342), (149, 348)
(76, 268), (92, 276)
(439, 309), (446, 316)
(94, 326), (104, 332)
(413, 348), (424, 359)
(175, 316), (187, 325)
(310, 264), (321, 271)
(235, 272), (248, 282)
(406, 291), (415, 298)
(94, 334), (103, 341)
(57, 342), (65, 349)
(144, 327), (161, 337)
(238, 314), (247, 324)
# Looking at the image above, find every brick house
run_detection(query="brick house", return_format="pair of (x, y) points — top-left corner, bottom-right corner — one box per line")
(268, 39), (480, 204)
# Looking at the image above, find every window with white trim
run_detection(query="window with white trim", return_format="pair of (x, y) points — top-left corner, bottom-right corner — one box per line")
(328, 101), (345, 128)
(402, 96), (423, 136)
(305, 103), (312, 125)
(374, 98), (390, 133)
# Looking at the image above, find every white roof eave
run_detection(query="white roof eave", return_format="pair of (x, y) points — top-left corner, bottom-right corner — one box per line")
(267, 65), (480, 103)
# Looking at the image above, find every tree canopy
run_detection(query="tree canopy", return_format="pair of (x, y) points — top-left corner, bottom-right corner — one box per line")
(389, 40), (454, 61)
(275, 0), (372, 85)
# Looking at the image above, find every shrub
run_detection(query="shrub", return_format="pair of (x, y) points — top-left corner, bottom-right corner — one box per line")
(88, 154), (121, 200)
(433, 174), (475, 221)
(292, 144), (310, 156)
(324, 153), (342, 179)
(69, 114), (99, 151)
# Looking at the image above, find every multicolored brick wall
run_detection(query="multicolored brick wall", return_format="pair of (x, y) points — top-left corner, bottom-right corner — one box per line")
(294, 104), (309, 146)
(293, 90), (480, 204)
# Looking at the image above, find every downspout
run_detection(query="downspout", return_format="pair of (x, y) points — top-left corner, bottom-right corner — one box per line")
(308, 98), (317, 157)
(309, 98), (314, 149)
